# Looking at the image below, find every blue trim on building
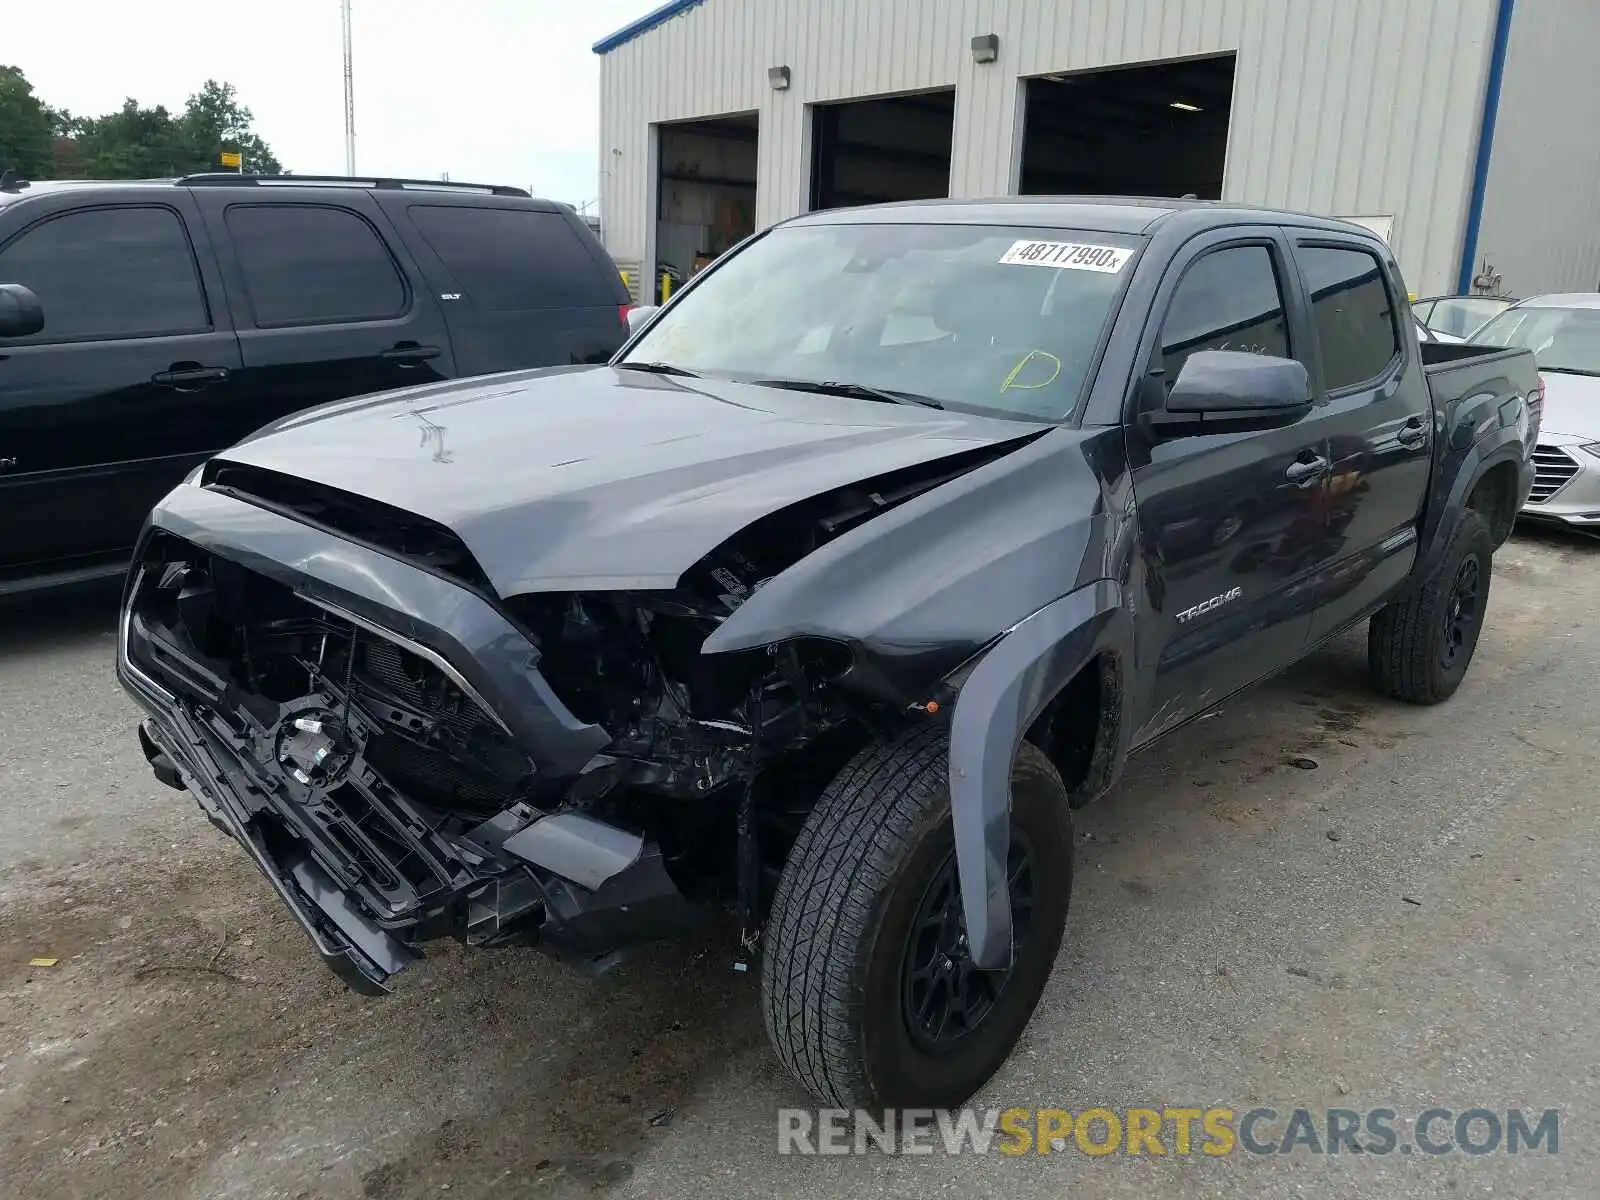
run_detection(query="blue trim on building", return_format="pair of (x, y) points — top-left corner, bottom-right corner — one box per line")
(1457, 0), (1517, 293)
(593, 0), (708, 55)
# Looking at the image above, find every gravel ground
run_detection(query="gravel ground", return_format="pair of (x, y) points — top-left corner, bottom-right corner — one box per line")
(2, 527), (1597, 1200)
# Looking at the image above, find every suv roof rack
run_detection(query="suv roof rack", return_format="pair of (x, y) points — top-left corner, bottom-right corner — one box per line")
(176, 173), (532, 198)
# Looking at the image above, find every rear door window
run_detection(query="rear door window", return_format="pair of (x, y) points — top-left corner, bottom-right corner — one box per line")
(1296, 245), (1401, 389)
(224, 204), (407, 326)
(406, 205), (614, 311)
(0, 205), (209, 342)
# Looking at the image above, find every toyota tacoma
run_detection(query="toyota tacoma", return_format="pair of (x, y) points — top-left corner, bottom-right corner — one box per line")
(118, 198), (1539, 1108)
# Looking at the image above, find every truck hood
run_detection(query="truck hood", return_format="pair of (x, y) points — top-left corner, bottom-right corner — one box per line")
(215, 365), (1048, 595)
(1537, 370), (1600, 439)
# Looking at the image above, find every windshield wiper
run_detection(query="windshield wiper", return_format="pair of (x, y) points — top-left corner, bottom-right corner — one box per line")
(751, 378), (945, 409)
(615, 361), (701, 378)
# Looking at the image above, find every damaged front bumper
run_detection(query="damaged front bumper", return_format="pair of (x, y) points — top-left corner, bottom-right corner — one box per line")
(117, 485), (697, 994)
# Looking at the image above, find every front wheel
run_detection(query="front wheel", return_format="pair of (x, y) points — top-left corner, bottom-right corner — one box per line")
(760, 727), (1073, 1109)
(1368, 509), (1494, 704)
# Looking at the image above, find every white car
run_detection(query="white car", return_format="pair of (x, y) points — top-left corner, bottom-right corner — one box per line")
(1469, 294), (1600, 531)
(1414, 294), (1515, 341)
(1416, 316), (1464, 344)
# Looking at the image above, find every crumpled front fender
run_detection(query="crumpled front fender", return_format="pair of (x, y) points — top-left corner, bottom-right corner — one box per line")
(948, 579), (1129, 969)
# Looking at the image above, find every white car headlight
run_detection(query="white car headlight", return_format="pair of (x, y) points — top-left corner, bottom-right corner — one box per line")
(1580, 443), (1600, 461)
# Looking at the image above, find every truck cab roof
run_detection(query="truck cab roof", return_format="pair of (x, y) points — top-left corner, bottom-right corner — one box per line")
(782, 194), (1384, 241)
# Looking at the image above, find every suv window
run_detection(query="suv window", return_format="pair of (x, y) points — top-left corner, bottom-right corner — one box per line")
(225, 204), (406, 326)
(0, 205), (208, 342)
(1159, 244), (1290, 379)
(1297, 245), (1401, 389)
(406, 205), (614, 311)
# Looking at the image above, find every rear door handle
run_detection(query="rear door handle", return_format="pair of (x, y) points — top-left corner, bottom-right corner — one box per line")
(1396, 418), (1428, 448)
(381, 343), (442, 366)
(1285, 456), (1329, 486)
(151, 364), (230, 389)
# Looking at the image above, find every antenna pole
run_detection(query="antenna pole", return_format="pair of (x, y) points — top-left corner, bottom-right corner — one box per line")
(342, 0), (356, 175)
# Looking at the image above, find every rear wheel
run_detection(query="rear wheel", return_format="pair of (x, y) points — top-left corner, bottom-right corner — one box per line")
(760, 727), (1073, 1108)
(1368, 510), (1493, 704)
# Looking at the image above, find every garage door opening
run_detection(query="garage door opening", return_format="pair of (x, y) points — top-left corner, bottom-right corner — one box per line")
(1019, 55), (1235, 199)
(655, 113), (758, 303)
(810, 89), (955, 211)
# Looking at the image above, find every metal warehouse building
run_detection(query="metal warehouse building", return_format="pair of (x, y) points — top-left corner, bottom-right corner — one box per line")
(596, 0), (1600, 304)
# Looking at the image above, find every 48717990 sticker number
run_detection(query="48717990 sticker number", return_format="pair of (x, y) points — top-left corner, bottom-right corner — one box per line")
(998, 240), (1134, 273)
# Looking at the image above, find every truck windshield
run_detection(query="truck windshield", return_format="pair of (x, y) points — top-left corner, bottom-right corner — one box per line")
(1471, 305), (1600, 377)
(620, 222), (1141, 421)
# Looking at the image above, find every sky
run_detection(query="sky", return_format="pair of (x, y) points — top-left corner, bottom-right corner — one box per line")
(7, 0), (659, 212)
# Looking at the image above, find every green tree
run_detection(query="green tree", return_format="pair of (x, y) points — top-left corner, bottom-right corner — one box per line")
(46, 107), (85, 177)
(0, 65), (54, 178)
(179, 80), (281, 175)
(67, 100), (191, 178)
(1, 70), (282, 179)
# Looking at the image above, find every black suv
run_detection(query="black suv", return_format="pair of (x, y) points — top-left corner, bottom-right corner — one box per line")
(0, 173), (631, 595)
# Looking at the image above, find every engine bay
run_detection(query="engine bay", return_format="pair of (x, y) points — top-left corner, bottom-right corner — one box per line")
(130, 528), (860, 836)
(132, 548), (539, 824)
(506, 540), (857, 803)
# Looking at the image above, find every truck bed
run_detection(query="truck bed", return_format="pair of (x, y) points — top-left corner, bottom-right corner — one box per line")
(1415, 339), (1540, 549)
(1420, 341), (1538, 414)
(1419, 340), (1529, 374)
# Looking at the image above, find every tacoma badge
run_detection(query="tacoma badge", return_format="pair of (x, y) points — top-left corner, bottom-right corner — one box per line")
(1176, 586), (1243, 624)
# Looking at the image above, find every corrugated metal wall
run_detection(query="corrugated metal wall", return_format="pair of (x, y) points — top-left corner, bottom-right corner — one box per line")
(1474, 0), (1600, 297)
(599, 0), (1498, 295)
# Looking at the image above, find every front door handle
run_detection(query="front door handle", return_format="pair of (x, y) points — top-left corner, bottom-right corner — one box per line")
(151, 364), (230, 390)
(1396, 418), (1428, 448)
(381, 342), (442, 367)
(1285, 456), (1329, 486)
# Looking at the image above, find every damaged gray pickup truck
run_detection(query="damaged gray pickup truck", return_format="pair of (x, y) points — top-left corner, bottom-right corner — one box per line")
(118, 198), (1539, 1108)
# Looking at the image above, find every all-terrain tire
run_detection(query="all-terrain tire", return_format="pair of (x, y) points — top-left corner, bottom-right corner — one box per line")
(1368, 509), (1494, 705)
(760, 726), (1073, 1109)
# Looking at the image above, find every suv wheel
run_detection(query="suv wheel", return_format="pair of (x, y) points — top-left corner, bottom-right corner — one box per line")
(1368, 509), (1494, 704)
(760, 727), (1073, 1108)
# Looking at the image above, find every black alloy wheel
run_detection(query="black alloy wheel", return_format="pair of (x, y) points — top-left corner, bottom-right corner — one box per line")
(901, 839), (1035, 1051)
(1441, 554), (1482, 671)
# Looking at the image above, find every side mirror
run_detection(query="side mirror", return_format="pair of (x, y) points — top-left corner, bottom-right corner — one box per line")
(0, 283), (43, 339)
(1146, 349), (1312, 437)
(626, 305), (660, 337)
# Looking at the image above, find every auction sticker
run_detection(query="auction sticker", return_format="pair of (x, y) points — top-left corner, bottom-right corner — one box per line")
(998, 240), (1133, 273)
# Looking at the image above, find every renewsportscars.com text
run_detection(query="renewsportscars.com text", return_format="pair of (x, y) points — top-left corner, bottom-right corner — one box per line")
(777, 1106), (1561, 1157)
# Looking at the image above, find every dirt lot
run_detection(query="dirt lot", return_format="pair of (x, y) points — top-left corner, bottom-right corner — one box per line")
(3, 528), (1599, 1200)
